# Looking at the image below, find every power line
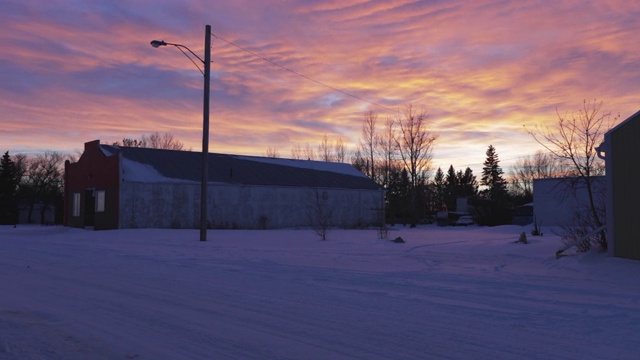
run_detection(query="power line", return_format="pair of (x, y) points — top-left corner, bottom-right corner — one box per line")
(211, 32), (400, 114)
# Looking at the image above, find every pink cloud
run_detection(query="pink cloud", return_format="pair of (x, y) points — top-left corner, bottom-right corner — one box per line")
(1, 0), (639, 175)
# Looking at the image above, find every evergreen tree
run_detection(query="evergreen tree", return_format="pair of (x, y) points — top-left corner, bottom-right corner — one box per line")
(481, 145), (508, 200)
(386, 167), (411, 224)
(432, 167), (445, 211)
(0, 151), (19, 225)
(445, 165), (458, 210)
(457, 167), (478, 197)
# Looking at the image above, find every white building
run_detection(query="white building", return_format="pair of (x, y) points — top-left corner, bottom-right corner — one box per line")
(65, 140), (384, 230)
(533, 177), (605, 227)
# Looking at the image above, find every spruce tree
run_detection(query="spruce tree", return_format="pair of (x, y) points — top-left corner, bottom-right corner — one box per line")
(386, 167), (411, 224)
(432, 167), (445, 211)
(458, 167), (478, 197)
(445, 165), (458, 210)
(0, 151), (19, 225)
(481, 145), (508, 200)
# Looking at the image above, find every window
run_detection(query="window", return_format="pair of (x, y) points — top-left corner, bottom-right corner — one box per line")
(72, 193), (81, 217)
(95, 190), (105, 212)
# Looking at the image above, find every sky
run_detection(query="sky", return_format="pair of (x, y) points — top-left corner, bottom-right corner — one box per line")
(1, 0), (639, 174)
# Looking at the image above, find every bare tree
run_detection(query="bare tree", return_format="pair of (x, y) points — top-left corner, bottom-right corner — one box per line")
(13, 154), (27, 181)
(290, 144), (304, 160)
(114, 132), (187, 151)
(317, 134), (333, 162)
(509, 151), (565, 199)
(296, 136), (344, 162)
(395, 105), (437, 187)
(118, 138), (146, 148)
(334, 137), (345, 163)
(351, 147), (367, 174)
(360, 110), (378, 180)
(527, 99), (617, 250)
(395, 105), (438, 226)
(378, 117), (398, 188)
(265, 146), (280, 158)
(307, 189), (333, 240)
(303, 143), (316, 161)
(144, 132), (186, 150)
(20, 152), (66, 224)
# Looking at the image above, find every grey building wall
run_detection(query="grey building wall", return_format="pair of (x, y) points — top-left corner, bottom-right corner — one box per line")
(533, 177), (605, 227)
(18, 203), (56, 225)
(606, 113), (640, 259)
(119, 181), (383, 229)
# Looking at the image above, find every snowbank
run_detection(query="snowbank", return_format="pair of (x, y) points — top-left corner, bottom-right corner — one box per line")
(1, 225), (639, 359)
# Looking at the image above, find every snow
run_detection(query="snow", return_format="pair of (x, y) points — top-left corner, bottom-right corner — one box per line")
(2, 224), (640, 359)
(114, 151), (366, 183)
(120, 158), (196, 184)
(236, 155), (368, 178)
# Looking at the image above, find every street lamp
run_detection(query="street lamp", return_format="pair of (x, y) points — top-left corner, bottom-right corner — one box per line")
(151, 25), (211, 242)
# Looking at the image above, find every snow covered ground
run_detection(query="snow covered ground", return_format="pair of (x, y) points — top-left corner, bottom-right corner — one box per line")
(1, 224), (640, 359)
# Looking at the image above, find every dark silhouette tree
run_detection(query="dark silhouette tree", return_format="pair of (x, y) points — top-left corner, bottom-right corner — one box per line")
(439, 165), (478, 212)
(527, 99), (616, 250)
(508, 151), (564, 202)
(113, 132), (187, 150)
(351, 148), (367, 175)
(360, 110), (378, 181)
(432, 167), (446, 211)
(317, 134), (332, 162)
(481, 145), (508, 200)
(395, 105), (438, 226)
(19, 152), (65, 224)
(377, 118), (397, 188)
(471, 146), (512, 226)
(0, 152), (19, 225)
(386, 167), (411, 225)
(457, 167), (478, 198)
(265, 146), (280, 158)
(334, 137), (346, 163)
(445, 165), (459, 211)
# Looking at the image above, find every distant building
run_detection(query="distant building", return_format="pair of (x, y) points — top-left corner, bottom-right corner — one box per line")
(600, 109), (640, 260)
(532, 177), (605, 227)
(512, 203), (533, 226)
(64, 140), (384, 230)
(18, 201), (56, 225)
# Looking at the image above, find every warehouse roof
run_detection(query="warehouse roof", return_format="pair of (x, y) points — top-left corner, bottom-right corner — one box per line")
(98, 144), (380, 190)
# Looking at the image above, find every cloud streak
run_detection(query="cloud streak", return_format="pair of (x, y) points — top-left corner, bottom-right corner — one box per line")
(1, 0), (639, 174)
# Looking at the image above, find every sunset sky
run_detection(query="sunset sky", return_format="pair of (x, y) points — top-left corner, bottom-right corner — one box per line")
(1, 0), (639, 175)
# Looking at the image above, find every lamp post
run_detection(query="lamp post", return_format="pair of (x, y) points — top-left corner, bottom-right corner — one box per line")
(151, 25), (211, 241)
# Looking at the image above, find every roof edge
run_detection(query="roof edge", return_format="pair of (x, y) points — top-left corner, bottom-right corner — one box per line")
(607, 108), (640, 135)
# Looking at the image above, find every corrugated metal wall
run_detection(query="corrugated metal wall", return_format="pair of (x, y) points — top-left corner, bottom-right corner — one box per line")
(611, 116), (640, 260)
(533, 177), (605, 227)
(119, 182), (383, 229)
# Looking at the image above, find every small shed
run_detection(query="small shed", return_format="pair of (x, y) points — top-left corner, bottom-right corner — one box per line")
(64, 140), (384, 230)
(600, 109), (640, 260)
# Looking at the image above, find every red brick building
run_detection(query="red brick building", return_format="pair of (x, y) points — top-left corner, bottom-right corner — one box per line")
(64, 140), (120, 229)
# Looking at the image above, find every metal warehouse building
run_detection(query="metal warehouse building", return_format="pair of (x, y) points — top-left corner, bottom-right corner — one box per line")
(64, 140), (384, 230)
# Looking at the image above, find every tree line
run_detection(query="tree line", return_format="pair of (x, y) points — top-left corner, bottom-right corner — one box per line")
(272, 105), (513, 227)
(0, 151), (68, 225)
(3, 100), (612, 253)
(273, 100), (612, 252)
(0, 132), (189, 226)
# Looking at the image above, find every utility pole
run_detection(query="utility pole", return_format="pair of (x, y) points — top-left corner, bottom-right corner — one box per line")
(200, 24), (211, 241)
